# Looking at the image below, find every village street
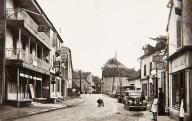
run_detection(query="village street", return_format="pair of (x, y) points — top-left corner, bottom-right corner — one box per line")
(13, 94), (144, 121)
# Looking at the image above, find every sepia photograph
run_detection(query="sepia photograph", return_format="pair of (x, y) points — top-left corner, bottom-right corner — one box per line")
(0, 0), (191, 121)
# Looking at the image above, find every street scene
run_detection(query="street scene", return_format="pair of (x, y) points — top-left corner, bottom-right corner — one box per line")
(0, 0), (192, 121)
(13, 94), (144, 121)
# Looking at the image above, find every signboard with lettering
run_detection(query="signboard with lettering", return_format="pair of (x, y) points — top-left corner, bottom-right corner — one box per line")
(172, 54), (186, 72)
(53, 61), (60, 68)
(152, 55), (163, 62)
(38, 25), (50, 32)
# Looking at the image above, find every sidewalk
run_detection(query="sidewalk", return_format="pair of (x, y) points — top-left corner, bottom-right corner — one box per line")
(0, 97), (85, 121)
(140, 111), (175, 121)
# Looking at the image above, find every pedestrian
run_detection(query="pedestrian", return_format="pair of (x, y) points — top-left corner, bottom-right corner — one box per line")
(151, 94), (158, 121)
(124, 92), (129, 110)
(158, 88), (164, 115)
(179, 88), (184, 121)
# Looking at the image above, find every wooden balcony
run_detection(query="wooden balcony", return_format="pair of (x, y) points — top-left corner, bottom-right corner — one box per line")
(5, 48), (50, 75)
(6, 8), (51, 49)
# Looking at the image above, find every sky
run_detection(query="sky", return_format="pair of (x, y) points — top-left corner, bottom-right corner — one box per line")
(37, 0), (169, 77)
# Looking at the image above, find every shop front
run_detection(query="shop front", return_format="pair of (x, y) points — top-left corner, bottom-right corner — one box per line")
(168, 51), (192, 121)
(6, 66), (50, 107)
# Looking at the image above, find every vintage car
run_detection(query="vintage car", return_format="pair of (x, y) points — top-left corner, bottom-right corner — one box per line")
(126, 90), (147, 111)
(117, 85), (135, 103)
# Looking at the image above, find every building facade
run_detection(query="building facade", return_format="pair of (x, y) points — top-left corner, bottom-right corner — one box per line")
(167, 0), (192, 120)
(140, 41), (166, 103)
(0, 0), (64, 106)
(73, 71), (93, 94)
(101, 57), (136, 94)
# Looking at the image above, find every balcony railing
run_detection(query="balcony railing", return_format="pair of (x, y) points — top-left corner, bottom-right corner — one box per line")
(6, 8), (51, 49)
(5, 48), (50, 72)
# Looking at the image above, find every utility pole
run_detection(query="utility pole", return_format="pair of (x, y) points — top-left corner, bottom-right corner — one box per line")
(79, 70), (82, 94)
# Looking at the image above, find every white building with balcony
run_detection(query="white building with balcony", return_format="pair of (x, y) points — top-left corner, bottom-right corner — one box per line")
(0, 0), (63, 106)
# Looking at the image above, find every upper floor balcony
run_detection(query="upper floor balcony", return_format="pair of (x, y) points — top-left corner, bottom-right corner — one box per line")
(5, 48), (50, 75)
(6, 8), (52, 49)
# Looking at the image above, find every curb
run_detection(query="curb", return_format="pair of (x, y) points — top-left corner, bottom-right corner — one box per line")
(6, 99), (86, 121)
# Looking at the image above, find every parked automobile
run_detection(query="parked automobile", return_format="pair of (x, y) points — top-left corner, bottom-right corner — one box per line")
(117, 85), (135, 103)
(126, 90), (147, 111)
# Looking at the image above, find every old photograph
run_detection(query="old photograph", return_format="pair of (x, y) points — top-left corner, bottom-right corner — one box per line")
(0, 0), (191, 121)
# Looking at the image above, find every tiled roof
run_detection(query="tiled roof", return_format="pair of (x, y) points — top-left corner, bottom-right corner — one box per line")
(128, 69), (141, 80)
(102, 57), (136, 77)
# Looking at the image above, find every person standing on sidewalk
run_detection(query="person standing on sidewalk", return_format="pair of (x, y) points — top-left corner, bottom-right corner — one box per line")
(151, 94), (158, 121)
(179, 88), (184, 121)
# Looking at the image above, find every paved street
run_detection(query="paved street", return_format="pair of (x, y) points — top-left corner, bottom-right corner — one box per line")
(13, 94), (144, 121)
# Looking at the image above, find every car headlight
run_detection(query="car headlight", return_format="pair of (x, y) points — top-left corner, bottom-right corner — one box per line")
(143, 100), (146, 103)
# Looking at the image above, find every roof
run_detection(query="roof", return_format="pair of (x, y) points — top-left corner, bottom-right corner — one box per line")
(72, 71), (91, 80)
(102, 57), (127, 70)
(102, 68), (136, 77)
(102, 57), (136, 77)
(139, 37), (167, 60)
(128, 70), (141, 80)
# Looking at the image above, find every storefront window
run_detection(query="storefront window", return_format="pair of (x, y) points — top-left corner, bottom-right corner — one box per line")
(172, 71), (185, 110)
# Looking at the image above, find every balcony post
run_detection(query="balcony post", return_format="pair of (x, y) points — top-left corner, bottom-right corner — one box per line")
(17, 28), (21, 59)
(26, 70), (29, 99)
(34, 73), (36, 98)
(16, 68), (20, 107)
(41, 75), (42, 98)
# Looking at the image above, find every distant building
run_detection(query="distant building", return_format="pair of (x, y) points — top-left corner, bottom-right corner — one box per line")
(101, 57), (137, 94)
(60, 46), (73, 97)
(127, 70), (141, 90)
(73, 71), (93, 94)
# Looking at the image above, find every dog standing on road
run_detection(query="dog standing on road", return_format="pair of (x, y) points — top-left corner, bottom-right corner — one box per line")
(97, 98), (104, 107)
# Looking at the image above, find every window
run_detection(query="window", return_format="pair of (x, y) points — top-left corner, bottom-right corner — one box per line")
(57, 78), (60, 92)
(150, 62), (152, 74)
(176, 20), (181, 48)
(172, 71), (186, 111)
(144, 64), (146, 76)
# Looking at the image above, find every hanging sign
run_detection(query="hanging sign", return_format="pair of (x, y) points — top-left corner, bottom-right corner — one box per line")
(53, 61), (60, 68)
(38, 25), (50, 32)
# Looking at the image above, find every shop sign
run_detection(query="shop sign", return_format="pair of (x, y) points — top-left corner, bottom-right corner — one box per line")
(152, 54), (163, 62)
(38, 25), (50, 32)
(54, 61), (60, 68)
(172, 54), (186, 72)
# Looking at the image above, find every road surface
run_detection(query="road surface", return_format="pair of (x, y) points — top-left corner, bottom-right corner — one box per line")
(14, 94), (145, 121)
